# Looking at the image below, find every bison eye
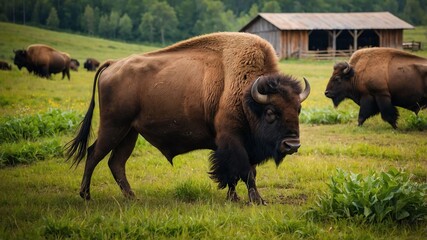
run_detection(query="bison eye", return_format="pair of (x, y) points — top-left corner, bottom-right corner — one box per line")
(265, 109), (277, 123)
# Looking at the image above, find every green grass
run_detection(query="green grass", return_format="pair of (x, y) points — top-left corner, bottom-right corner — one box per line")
(404, 26), (427, 58)
(0, 22), (426, 239)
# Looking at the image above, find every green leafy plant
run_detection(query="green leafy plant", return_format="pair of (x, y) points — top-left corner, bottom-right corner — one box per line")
(404, 114), (427, 131)
(0, 108), (82, 144)
(300, 107), (356, 125)
(307, 168), (427, 223)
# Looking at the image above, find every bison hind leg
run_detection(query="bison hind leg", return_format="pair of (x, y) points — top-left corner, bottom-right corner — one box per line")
(80, 125), (134, 200)
(108, 129), (138, 199)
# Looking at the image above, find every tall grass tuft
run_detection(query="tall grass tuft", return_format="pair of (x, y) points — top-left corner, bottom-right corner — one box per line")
(300, 107), (356, 124)
(0, 139), (62, 167)
(0, 108), (82, 143)
(307, 168), (427, 223)
(174, 180), (213, 202)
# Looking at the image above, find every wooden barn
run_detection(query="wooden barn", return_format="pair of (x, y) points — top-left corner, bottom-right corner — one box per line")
(240, 12), (414, 59)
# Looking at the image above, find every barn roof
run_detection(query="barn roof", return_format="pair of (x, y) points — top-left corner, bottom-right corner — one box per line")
(240, 12), (414, 31)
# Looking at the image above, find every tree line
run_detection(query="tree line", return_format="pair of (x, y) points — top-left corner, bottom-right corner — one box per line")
(1, 0), (426, 45)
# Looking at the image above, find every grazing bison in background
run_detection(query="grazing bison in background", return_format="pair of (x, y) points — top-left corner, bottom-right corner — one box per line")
(325, 47), (427, 128)
(13, 44), (71, 80)
(83, 58), (100, 71)
(70, 58), (80, 71)
(0, 60), (11, 70)
(66, 32), (310, 204)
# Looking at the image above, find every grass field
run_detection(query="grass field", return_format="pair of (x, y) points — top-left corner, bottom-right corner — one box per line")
(0, 22), (426, 239)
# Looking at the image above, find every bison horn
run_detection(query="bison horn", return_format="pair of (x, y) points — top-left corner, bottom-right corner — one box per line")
(299, 77), (311, 102)
(343, 62), (351, 74)
(251, 77), (269, 104)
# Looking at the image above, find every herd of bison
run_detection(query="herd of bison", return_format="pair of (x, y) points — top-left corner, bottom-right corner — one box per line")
(1, 33), (426, 203)
(2, 42), (425, 129)
(1, 44), (100, 79)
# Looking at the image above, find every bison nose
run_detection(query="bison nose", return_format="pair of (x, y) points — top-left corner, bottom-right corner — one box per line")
(280, 138), (301, 154)
(324, 90), (334, 98)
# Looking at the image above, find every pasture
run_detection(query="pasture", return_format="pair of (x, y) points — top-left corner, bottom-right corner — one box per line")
(0, 22), (426, 239)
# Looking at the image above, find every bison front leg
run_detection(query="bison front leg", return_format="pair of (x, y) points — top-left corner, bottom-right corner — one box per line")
(226, 177), (240, 202)
(243, 166), (266, 205)
(62, 68), (70, 80)
(375, 95), (399, 129)
(210, 134), (265, 204)
(358, 95), (379, 126)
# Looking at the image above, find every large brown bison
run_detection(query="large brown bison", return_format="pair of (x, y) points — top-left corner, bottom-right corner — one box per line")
(13, 44), (71, 80)
(325, 47), (427, 128)
(83, 58), (100, 71)
(66, 32), (310, 204)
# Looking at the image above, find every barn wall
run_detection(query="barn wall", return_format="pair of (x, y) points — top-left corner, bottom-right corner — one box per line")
(378, 29), (403, 49)
(243, 18), (282, 58)
(242, 18), (406, 58)
(280, 30), (308, 58)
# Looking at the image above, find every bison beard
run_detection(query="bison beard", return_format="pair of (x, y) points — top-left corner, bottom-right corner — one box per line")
(209, 75), (307, 204)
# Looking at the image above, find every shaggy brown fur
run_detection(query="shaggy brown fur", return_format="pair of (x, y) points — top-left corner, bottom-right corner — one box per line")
(325, 47), (427, 128)
(14, 44), (71, 80)
(66, 32), (309, 204)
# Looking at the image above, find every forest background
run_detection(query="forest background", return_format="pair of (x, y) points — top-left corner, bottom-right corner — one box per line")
(1, 0), (427, 46)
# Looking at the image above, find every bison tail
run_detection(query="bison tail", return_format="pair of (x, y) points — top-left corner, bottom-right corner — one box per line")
(64, 61), (113, 167)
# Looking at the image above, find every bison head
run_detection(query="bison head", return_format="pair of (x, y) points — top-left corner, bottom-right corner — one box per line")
(324, 62), (355, 107)
(70, 59), (80, 71)
(13, 49), (28, 70)
(244, 74), (310, 165)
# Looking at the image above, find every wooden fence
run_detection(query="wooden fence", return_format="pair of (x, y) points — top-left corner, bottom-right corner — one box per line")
(402, 41), (422, 51)
(298, 49), (353, 60)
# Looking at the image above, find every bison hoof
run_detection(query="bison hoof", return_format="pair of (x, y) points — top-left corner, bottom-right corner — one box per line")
(248, 188), (267, 206)
(123, 190), (136, 199)
(226, 191), (240, 202)
(80, 191), (91, 200)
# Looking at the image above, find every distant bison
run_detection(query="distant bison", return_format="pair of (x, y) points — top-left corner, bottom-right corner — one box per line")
(70, 58), (80, 71)
(66, 32), (310, 204)
(13, 44), (71, 80)
(325, 47), (427, 128)
(0, 60), (11, 70)
(83, 58), (100, 71)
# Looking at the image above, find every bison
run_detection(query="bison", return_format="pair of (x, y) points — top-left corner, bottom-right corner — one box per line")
(70, 58), (80, 71)
(66, 32), (310, 204)
(0, 60), (11, 70)
(83, 58), (100, 71)
(13, 44), (71, 80)
(325, 47), (427, 128)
